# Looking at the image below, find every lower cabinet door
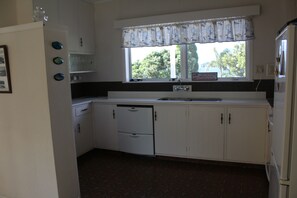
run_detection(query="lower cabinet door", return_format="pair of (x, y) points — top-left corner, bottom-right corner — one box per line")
(188, 105), (225, 160)
(118, 132), (154, 155)
(226, 107), (267, 164)
(93, 103), (118, 150)
(154, 105), (187, 157)
(75, 112), (93, 157)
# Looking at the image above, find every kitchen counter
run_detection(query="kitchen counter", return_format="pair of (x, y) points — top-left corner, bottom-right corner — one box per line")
(92, 98), (269, 107)
(72, 97), (106, 106)
(72, 91), (270, 107)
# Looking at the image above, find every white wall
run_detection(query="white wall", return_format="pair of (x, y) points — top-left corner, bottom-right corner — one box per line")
(92, 0), (296, 81)
(0, 0), (17, 27)
(0, 0), (33, 28)
(0, 24), (59, 198)
(0, 23), (80, 198)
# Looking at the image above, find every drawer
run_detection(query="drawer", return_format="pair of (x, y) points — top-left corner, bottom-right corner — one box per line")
(75, 103), (91, 116)
(117, 106), (153, 134)
(118, 132), (154, 155)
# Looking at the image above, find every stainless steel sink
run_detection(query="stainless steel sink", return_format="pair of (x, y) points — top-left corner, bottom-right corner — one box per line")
(158, 97), (222, 101)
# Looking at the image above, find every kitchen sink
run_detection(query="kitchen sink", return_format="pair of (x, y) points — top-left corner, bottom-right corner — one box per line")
(158, 97), (222, 101)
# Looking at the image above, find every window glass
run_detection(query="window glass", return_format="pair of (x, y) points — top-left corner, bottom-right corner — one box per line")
(131, 46), (181, 80)
(128, 41), (249, 81)
(190, 41), (246, 78)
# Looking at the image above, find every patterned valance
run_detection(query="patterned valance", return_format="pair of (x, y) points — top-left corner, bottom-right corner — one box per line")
(122, 17), (254, 48)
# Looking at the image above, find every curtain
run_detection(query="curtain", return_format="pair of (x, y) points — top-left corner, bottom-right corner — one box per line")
(122, 17), (254, 48)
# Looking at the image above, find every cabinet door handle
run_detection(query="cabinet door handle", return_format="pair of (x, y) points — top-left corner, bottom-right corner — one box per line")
(130, 134), (139, 138)
(228, 113), (231, 124)
(112, 109), (115, 119)
(154, 111), (157, 121)
(81, 108), (88, 112)
(80, 37), (83, 47)
(77, 123), (81, 133)
(221, 113), (223, 124)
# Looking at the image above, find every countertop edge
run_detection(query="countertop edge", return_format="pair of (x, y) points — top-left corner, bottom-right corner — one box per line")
(90, 98), (270, 107)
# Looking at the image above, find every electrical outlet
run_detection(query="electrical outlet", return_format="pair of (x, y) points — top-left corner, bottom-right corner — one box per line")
(255, 65), (265, 74)
(266, 64), (275, 76)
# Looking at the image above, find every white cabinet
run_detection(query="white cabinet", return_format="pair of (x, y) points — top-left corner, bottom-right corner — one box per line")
(93, 103), (118, 150)
(59, 0), (79, 52)
(154, 104), (268, 164)
(77, 0), (96, 54)
(188, 106), (225, 160)
(59, 0), (95, 54)
(226, 107), (267, 164)
(72, 103), (93, 157)
(154, 105), (187, 157)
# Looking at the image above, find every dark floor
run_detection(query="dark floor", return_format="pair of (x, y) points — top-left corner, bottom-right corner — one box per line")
(77, 149), (269, 198)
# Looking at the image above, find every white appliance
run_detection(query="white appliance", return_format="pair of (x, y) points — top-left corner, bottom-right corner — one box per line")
(269, 19), (297, 198)
(117, 105), (154, 155)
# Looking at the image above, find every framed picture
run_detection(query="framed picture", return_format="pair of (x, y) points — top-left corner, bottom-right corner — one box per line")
(0, 45), (12, 93)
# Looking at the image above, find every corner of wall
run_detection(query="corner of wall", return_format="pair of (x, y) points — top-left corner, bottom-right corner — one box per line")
(16, 0), (33, 25)
(0, 0), (17, 27)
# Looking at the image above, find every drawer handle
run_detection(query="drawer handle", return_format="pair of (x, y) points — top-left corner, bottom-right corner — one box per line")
(80, 108), (88, 112)
(130, 134), (139, 138)
(128, 109), (138, 112)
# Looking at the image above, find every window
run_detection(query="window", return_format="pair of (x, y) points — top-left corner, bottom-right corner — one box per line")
(118, 6), (259, 82)
(127, 41), (251, 82)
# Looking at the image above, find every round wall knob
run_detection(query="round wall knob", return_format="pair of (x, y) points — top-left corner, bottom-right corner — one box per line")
(54, 73), (65, 81)
(52, 41), (63, 50)
(53, 57), (64, 65)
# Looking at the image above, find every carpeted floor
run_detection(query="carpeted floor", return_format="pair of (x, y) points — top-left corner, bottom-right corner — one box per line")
(77, 149), (268, 198)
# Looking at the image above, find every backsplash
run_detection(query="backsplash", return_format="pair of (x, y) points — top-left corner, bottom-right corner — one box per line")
(69, 54), (94, 72)
(71, 80), (274, 101)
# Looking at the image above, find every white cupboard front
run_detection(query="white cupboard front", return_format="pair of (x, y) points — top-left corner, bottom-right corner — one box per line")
(93, 103), (118, 150)
(226, 107), (267, 164)
(72, 103), (93, 157)
(188, 106), (225, 160)
(59, 0), (95, 53)
(154, 104), (268, 164)
(77, 0), (96, 54)
(154, 105), (187, 157)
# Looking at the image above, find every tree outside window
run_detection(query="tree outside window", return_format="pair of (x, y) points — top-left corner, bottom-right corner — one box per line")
(130, 41), (247, 81)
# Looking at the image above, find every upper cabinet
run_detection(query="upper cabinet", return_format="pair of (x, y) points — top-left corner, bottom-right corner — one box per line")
(58, 0), (96, 54)
(77, 0), (96, 54)
(33, 0), (96, 54)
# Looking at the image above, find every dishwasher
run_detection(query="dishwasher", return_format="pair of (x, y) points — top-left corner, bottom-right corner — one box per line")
(116, 105), (154, 155)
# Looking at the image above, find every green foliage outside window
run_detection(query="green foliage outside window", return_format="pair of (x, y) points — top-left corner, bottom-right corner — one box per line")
(208, 43), (245, 77)
(131, 43), (245, 79)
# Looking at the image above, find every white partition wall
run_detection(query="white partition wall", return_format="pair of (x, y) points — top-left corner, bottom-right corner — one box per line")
(0, 22), (80, 198)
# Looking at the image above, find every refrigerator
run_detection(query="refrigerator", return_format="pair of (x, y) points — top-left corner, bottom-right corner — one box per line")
(269, 20), (297, 198)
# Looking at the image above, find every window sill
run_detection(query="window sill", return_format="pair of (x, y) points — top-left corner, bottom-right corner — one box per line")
(123, 79), (254, 83)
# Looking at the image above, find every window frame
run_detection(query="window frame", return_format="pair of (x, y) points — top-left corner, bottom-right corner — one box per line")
(123, 40), (253, 83)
